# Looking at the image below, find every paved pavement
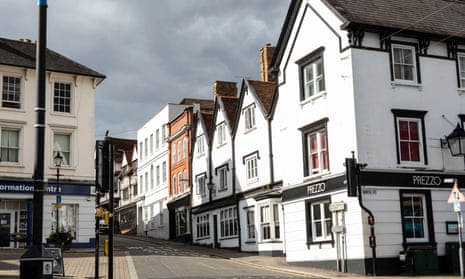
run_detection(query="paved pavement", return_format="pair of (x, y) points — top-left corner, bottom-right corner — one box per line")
(0, 235), (460, 279)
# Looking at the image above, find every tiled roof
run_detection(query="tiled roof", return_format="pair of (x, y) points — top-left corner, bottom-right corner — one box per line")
(200, 111), (214, 140)
(179, 98), (214, 113)
(324, 0), (465, 39)
(246, 80), (276, 117)
(106, 136), (137, 164)
(0, 37), (105, 78)
(220, 96), (239, 128)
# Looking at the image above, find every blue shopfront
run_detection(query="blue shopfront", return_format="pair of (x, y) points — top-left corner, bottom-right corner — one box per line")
(0, 179), (95, 248)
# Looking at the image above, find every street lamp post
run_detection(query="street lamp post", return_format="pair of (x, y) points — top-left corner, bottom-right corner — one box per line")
(446, 123), (465, 279)
(54, 152), (63, 232)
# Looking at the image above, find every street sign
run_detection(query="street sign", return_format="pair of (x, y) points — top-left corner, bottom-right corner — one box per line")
(329, 202), (346, 212)
(454, 202), (461, 213)
(448, 183), (465, 203)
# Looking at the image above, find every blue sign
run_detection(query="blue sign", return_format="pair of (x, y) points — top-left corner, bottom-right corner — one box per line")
(38, 0), (47, 6)
(454, 202), (461, 212)
(56, 195), (61, 204)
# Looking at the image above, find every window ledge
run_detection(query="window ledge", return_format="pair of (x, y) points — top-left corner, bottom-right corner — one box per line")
(244, 126), (257, 135)
(391, 82), (422, 91)
(300, 92), (327, 107)
(244, 240), (256, 244)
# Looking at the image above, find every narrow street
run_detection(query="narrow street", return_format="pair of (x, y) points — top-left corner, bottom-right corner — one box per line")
(113, 235), (311, 279)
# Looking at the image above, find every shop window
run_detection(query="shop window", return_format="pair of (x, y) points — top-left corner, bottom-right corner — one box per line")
(306, 199), (332, 244)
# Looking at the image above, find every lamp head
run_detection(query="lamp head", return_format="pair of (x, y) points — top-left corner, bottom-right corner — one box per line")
(446, 123), (465, 157)
(54, 152), (63, 167)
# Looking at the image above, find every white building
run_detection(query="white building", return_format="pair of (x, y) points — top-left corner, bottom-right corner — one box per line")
(137, 104), (188, 239)
(271, 0), (465, 275)
(0, 38), (105, 248)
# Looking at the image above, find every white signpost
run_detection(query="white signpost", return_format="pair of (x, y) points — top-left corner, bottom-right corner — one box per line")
(448, 179), (465, 279)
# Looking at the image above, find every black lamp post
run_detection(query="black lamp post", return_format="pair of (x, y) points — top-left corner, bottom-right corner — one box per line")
(54, 152), (63, 231)
(207, 181), (214, 202)
(446, 123), (465, 279)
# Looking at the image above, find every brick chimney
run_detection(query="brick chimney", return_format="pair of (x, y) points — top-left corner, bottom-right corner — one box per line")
(213, 81), (237, 98)
(259, 43), (276, 82)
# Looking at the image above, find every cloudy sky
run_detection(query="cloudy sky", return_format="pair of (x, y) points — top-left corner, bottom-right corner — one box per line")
(0, 1), (290, 139)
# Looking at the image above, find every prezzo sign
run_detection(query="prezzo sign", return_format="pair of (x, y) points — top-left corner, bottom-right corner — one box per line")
(412, 175), (442, 186)
(307, 182), (326, 196)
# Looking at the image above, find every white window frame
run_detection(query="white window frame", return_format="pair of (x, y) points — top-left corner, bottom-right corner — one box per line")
(401, 193), (429, 243)
(0, 128), (20, 163)
(196, 174), (206, 197)
(308, 199), (332, 243)
(259, 202), (280, 241)
(246, 208), (256, 241)
(396, 117), (424, 165)
(54, 133), (72, 166)
(196, 135), (205, 156)
(1, 75), (22, 109)
(53, 82), (72, 114)
(243, 104), (256, 131)
(217, 166), (228, 191)
(306, 129), (329, 176)
(303, 57), (325, 99)
(220, 206), (238, 238)
(217, 122), (226, 146)
(245, 153), (258, 183)
(196, 214), (210, 239)
(391, 44), (418, 84)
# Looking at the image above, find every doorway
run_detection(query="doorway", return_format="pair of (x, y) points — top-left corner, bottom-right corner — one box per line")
(0, 213), (11, 247)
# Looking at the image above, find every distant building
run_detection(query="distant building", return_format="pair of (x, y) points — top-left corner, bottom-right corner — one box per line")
(0, 37), (105, 248)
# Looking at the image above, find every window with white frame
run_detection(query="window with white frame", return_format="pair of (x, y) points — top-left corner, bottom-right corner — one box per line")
(150, 134), (153, 155)
(1, 128), (19, 162)
(162, 124), (167, 144)
(217, 122), (226, 146)
(301, 119), (329, 177)
(457, 53), (465, 89)
(177, 141), (181, 162)
(183, 137), (188, 159)
(392, 109), (427, 165)
(183, 170), (188, 190)
(145, 172), (149, 193)
(53, 82), (72, 113)
(162, 161), (167, 183)
(144, 138), (148, 158)
(51, 203), (78, 238)
(297, 47), (325, 101)
(220, 207), (238, 238)
(2, 76), (21, 109)
(196, 214), (210, 239)
(196, 134), (205, 155)
(156, 165), (160, 187)
(216, 165), (228, 191)
(155, 129), (160, 150)
(306, 199), (332, 243)
(139, 142), (143, 161)
(246, 208), (255, 240)
(172, 175), (176, 196)
(171, 143), (176, 164)
(196, 173), (206, 197)
(243, 104), (256, 131)
(244, 152), (259, 182)
(259, 203), (280, 241)
(177, 172), (182, 194)
(401, 191), (431, 243)
(150, 165), (154, 190)
(391, 44), (418, 83)
(139, 175), (144, 194)
(54, 133), (71, 166)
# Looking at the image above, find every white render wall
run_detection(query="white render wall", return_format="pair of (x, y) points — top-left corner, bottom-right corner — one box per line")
(191, 116), (210, 208)
(137, 104), (187, 238)
(234, 86), (272, 193)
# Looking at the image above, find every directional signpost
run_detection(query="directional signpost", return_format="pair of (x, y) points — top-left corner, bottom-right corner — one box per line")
(448, 179), (465, 279)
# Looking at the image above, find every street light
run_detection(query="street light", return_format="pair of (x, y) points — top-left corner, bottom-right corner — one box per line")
(446, 123), (465, 279)
(207, 181), (214, 202)
(54, 152), (63, 232)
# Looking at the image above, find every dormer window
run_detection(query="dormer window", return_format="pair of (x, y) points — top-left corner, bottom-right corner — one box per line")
(391, 44), (420, 84)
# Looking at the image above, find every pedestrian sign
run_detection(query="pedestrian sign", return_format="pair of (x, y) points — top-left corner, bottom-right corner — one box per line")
(448, 182), (465, 203)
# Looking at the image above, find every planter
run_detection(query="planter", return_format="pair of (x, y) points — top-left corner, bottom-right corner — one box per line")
(47, 232), (73, 250)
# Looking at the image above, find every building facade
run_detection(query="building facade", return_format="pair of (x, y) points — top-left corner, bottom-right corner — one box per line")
(271, 0), (465, 275)
(0, 38), (105, 248)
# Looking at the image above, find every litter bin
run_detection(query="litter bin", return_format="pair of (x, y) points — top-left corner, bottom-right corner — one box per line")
(405, 246), (439, 275)
(445, 242), (464, 274)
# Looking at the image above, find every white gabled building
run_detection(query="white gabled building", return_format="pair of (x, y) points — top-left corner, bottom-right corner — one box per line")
(234, 79), (283, 256)
(271, 0), (465, 276)
(191, 81), (239, 248)
(137, 104), (187, 239)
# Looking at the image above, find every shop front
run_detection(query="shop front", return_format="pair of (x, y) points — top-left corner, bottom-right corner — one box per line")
(0, 179), (95, 248)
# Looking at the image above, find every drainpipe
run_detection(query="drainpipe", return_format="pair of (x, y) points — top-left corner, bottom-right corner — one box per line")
(353, 152), (376, 276)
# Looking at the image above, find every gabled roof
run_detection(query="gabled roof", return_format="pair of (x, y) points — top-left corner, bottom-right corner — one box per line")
(0, 37), (105, 79)
(198, 111), (214, 145)
(211, 96), (239, 138)
(245, 79), (276, 117)
(272, 0), (465, 69)
(324, 0), (465, 39)
(106, 136), (137, 165)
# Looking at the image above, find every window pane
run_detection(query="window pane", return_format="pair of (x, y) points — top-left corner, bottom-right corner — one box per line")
(399, 121), (409, 140)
